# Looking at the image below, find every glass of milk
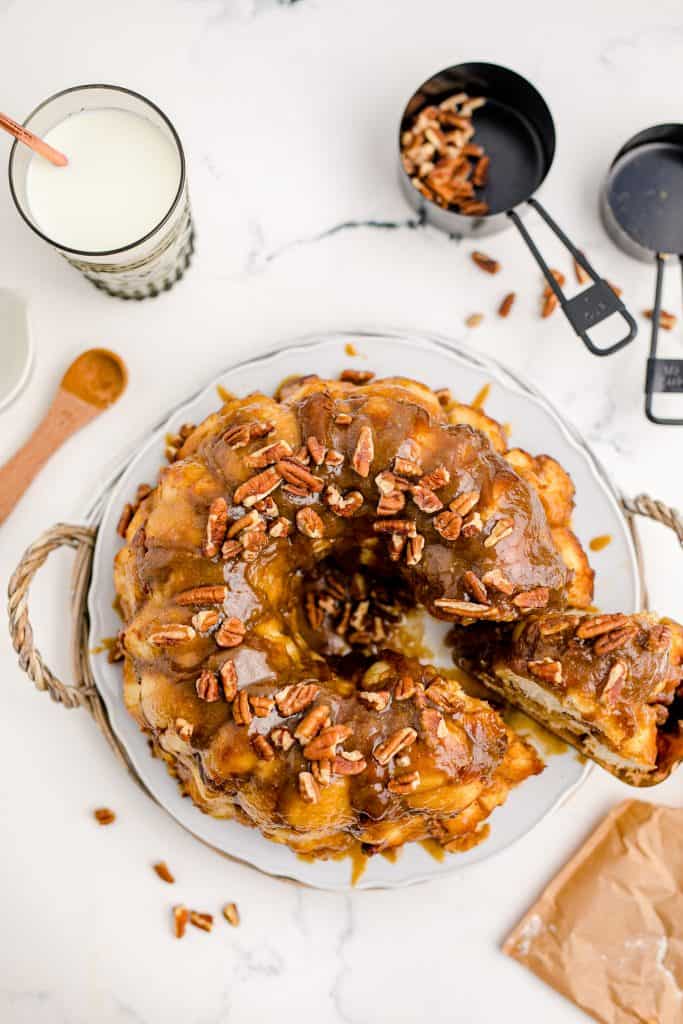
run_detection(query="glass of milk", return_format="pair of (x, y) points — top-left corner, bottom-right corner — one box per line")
(8, 85), (193, 299)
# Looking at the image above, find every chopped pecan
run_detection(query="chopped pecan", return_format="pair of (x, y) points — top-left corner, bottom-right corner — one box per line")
(270, 726), (294, 751)
(176, 585), (228, 606)
(306, 436), (327, 466)
(498, 292), (516, 317)
(94, 807), (116, 825)
(324, 484), (364, 517)
(232, 690), (252, 726)
(541, 292), (558, 318)
(241, 530), (268, 561)
(482, 569), (514, 595)
(358, 690), (390, 712)
(471, 251), (500, 274)
(223, 903), (240, 927)
(252, 734), (275, 760)
(393, 456), (422, 478)
(189, 911), (213, 933)
(576, 614), (629, 639)
(203, 497), (228, 557)
(298, 771), (320, 804)
(411, 485), (443, 513)
(255, 496), (279, 519)
(450, 490), (480, 516)
(434, 510), (462, 541)
(433, 598), (490, 617)
(334, 411), (353, 426)
(463, 571), (488, 604)
(303, 724), (353, 760)
(276, 459), (324, 494)
(219, 661), (238, 701)
(333, 751), (367, 775)
(227, 510), (263, 538)
(222, 421), (273, 449)
(388, 770), (420, 794)
(294, 704), (331, 745)
(375, 470), (411, 495)
(405, 534), (425, 566)
(373, 519), (416, 536)
(538, 615), (577, 636)
(388, 534), (406, 561)
(421, 707), (449, 740)
(472, 155), (489, 186)
(221, 539), (243, 560)
(192, 609), (221, 635)
(247, 439), (292, 469)
(484, 517), (514, 547)
(513, 587), (549, 609)
(425, 679), (463, 712)
(175, 717), (194, 742)
(419, 465), (450, 491)
(196, 669), (221, 702)
(311, 759), (332, 785)
(461, 511), (483, 537)
(325, 449), (344, 468)
(648, 624), (672, 652)
(465, 313), (484, 328)
(269, 516), (292, 538)
(352, 426), (375, 477)
(250, 695), (275, 718)
(394, 675), (416, 700)
(644, 309), (677, 330)
(594, 625), (638, 656)
(215, 617), (246, 648)
(296, 507), (325, 539)
(601, 660), (628, 704)
(374, 727), (418, 765)
(149, 624), (196, 646)
(528, 658), (563, 685)
(153, 861), (175, 884)
(173, 905), (189, 938)
(340, 368), (375, 384)
(276, 682), (320, 716)
(116, 503), (134, 538)
(574, 254), (590, 285)
(233, 467), (282, 507)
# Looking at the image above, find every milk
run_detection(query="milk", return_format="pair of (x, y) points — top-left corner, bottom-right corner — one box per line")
(25, 108), (181, 252)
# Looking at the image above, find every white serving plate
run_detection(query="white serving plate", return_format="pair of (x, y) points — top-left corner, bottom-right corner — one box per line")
(87, 330), (639, 890)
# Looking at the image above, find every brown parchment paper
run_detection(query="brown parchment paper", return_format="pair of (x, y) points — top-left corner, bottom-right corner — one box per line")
(504, 801), (683, 1024)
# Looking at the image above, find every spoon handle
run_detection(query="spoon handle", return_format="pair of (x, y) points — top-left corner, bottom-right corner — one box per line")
(0, 389), (98, 525)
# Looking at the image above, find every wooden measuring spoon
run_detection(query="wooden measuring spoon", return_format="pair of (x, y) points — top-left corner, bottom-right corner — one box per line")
(0, 349), (127, 525)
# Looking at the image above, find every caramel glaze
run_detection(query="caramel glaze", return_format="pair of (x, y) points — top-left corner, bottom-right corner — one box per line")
(115, 375), (566, 856)
(453, 611), (683, 781)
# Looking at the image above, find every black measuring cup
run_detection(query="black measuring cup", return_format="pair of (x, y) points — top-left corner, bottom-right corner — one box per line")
(399, 62), (637, 356)
(602, 124), (683, 425)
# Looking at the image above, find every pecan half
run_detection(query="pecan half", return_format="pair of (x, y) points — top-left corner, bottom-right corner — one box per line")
(411, 485), (443, 513)
(252, 734), (275, 760)
(358, 690), (390, 712)
(325, 449), (344, 468)
(484, 517), (514, 547)
(196, 669), (220, 702)
(149, 624), (196, 646)
(241, 530), (268, 562)
(434, 510), (462, 541)
(189, 911), (214, 933)
(223, 903), (240, 927)
(192, 609), (221, 635)
(433, 598), (490, 617)
(463, 571), (488, 604)
(461, 511), (483, 537)
(232, 690), (252, 726)
(528, 658), (563, 685)
(388, 770), (420, 794)
(153, 861), (175, 884)
(482, 569), (514, 595)
(94, 807), (116, 825)
(594, 625), (638, 656)
(333, 751), (367, 775)
(215, 617), (246, 648)
(233, 467), (282, 507)
(374, 727), (418, 765)
(250, 695), (275, 718)
(223, 421), (273, 449)
(388, 534), (406, 562)
(176, 585), (228, 605)
(375, 470), (411, 495)
(247, 440), (292, 469)
(538, 615), (577, 637)
(394, 675), (416, 700)
(325, 485), (364, 517)
(393, 456), (422, 478)
(352, 426), (374, 477)
(513, 587), (550, 610)
(419, 465), (450, 491)
(219, 661), (238, 701)
(269, 517), (292, 538)
(373, 518), (416, 536)
(377, 491), (406, 516)
(575, 614), (629, 639)
(275, 682), (320, 716)
(306, 436), (327, 466)
(294, 704), (331, 743)
(601, 660), (628, 704)
(276, 459), (324, 494)
(311, 759), (332, 786)
(203, 497), (228, 558)
(255, 496), (279, 519)
(449, 490), (480, 516)
(405, 534), (425, 566)
(296, 507), (325, 539)
(298, 771), (320, 804)
(471, 251), (500, 274)
(303, 724), (353, 760)
(227, 510), (263, 538)
(498, 292), (516, 317)
(221, 539), (243, 560)
(648, 624), (672, 652)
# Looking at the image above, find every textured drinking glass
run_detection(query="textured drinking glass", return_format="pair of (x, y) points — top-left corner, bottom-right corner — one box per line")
(9, 85), (194, 300)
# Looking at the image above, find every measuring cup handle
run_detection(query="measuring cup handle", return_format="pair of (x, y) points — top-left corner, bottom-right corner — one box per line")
(644, 254), (683, 425)
(507, 199), (638, 356)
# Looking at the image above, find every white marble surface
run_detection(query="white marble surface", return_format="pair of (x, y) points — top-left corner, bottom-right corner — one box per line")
(1, 1), (682, 1021)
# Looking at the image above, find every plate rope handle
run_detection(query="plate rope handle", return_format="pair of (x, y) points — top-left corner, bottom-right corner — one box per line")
(621, 493), (683, 549)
